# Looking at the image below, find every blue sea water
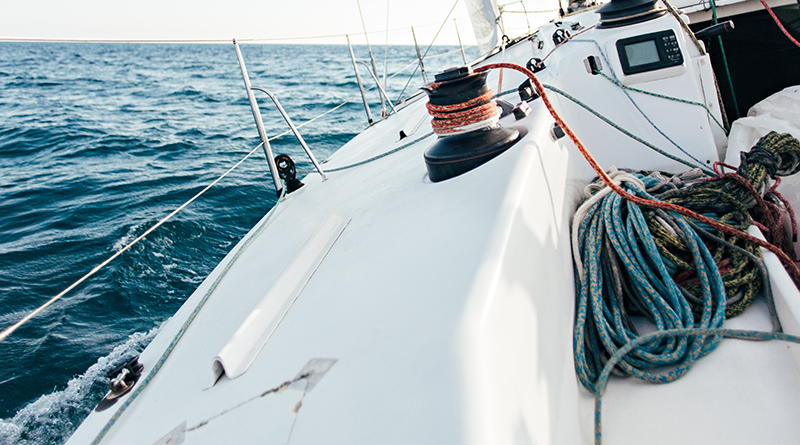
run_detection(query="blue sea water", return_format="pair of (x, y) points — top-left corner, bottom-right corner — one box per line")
(0, 41), (478, 444)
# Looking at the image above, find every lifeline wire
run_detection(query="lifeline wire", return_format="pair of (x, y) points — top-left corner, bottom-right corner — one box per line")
(0, 42), (445, 343)
(0, 141), (268, 344)
(394, 0), (461, 101)
(91, 184), (288, 445)
(298, 131), (435, 174)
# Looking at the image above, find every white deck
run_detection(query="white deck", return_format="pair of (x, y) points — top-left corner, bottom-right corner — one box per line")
(68, 6), (800, 444)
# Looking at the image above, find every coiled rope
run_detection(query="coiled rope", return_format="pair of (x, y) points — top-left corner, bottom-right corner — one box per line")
(578, 131), (799, 334)
(572, 169), (727, 394)
(572, 133), (800, 395)
(473, 62), (800, 444)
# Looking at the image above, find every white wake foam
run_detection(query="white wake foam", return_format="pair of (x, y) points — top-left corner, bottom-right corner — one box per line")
(0, 326), (160, 445)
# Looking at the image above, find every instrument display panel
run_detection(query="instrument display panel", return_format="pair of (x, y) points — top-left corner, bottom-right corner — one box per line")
(616, 29), (684, 75)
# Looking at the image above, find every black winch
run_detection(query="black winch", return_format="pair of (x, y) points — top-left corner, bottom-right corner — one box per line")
(420, 66), (524, 183)
(595, 0), (666, 28)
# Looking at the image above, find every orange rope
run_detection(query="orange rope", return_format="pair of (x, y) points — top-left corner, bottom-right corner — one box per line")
(425, 89), (499, 135)
(761, 0), (800, 48)
(425, 90), (495, 113)
(475, 62), (800, 286)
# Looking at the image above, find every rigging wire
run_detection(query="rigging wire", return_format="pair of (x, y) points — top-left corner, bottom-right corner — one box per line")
(419, 47), (468, 60)
(541, 85), (716, 171)
(395, 0), (462, 102)
(384, 0), (391, 96)
(531, 24), (718, 172)
(594, 70), (726, 133)
(357, 0), (387, 115)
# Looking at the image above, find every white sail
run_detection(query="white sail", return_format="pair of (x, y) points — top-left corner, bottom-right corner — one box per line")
(465, 0), (500, 56)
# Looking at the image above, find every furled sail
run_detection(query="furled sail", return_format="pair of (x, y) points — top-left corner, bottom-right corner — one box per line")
(466, 0), (501, 56)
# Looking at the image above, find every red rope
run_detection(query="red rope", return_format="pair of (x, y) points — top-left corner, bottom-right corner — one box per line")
(770, 187), (799, 244)
(425, 89), (499, 135)
(427, 101), (497, 120)
(474, 62), (800, 286)
(761, 0), (800, 48)
(430, 103), (499, 134)
(426, 90), (495, 114)
(712, 161), (738, 175)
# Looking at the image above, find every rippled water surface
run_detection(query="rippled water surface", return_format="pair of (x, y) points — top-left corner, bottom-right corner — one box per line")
(0, 41), (478, 444)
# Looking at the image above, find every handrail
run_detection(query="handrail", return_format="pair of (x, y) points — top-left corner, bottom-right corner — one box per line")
(354, 61), (399, 115)
(233, 39), (284, 196)
(249, 86), (327, 180)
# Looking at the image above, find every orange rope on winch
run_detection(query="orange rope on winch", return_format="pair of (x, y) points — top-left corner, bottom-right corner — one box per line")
(474, 62), (800, 286)
(425, 88), (499, 135)
(425, 89), (495, 113)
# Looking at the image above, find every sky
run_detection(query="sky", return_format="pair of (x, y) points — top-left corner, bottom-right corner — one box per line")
(0, 0), (562, 46)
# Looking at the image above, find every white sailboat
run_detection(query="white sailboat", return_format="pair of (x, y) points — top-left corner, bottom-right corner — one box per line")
(55, 0), (800, 442)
